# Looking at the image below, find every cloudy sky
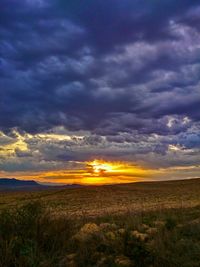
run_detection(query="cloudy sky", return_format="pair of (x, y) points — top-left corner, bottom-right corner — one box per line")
(0, 0), (200, 184)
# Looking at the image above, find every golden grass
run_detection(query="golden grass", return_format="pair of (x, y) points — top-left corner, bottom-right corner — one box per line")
(1, 178), (200, 217)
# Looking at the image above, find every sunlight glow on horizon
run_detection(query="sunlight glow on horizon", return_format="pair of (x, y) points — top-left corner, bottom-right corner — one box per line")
(0, 159), (152, 185)
(1, 158), (200, 185)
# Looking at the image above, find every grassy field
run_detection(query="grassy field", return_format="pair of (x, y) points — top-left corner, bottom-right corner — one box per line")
(1, 179), (200, 267)
(1, 178), (200, 217)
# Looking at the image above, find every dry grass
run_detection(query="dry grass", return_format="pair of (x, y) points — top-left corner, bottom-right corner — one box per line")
(1, 179), (200, 217)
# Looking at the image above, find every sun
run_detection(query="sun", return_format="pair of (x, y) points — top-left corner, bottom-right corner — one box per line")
(88, 160), (114, 174)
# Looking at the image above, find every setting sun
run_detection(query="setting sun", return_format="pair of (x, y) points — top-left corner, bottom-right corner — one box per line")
(87, 160), (121, 175)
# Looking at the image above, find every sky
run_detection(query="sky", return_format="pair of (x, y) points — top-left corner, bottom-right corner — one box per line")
(0, 0), (200, 184)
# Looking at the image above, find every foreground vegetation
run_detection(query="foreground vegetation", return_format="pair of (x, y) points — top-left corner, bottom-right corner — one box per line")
(1, 200), (200, 267)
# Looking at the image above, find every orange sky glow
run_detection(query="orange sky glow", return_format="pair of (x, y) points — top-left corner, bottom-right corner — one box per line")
(0, 159), (155, 185)
(0, 159), (200, 185)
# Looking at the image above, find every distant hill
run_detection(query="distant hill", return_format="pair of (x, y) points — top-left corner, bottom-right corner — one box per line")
(0, 178), (83, 192)
(0, 178), (39, 187)
(0, 178), (43, 191)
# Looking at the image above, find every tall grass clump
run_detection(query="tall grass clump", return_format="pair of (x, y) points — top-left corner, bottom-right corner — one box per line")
(0, 201), (74, 267)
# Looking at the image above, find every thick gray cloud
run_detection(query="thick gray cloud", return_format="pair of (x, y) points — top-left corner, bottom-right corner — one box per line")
(0, 0), (200, 175)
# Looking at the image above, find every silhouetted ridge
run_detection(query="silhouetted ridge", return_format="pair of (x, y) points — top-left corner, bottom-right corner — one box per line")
(0, 178), (39, 187)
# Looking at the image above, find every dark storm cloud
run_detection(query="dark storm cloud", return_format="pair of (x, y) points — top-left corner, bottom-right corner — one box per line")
(0, 0), (200, 139)
(56, 0), (200, 50)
